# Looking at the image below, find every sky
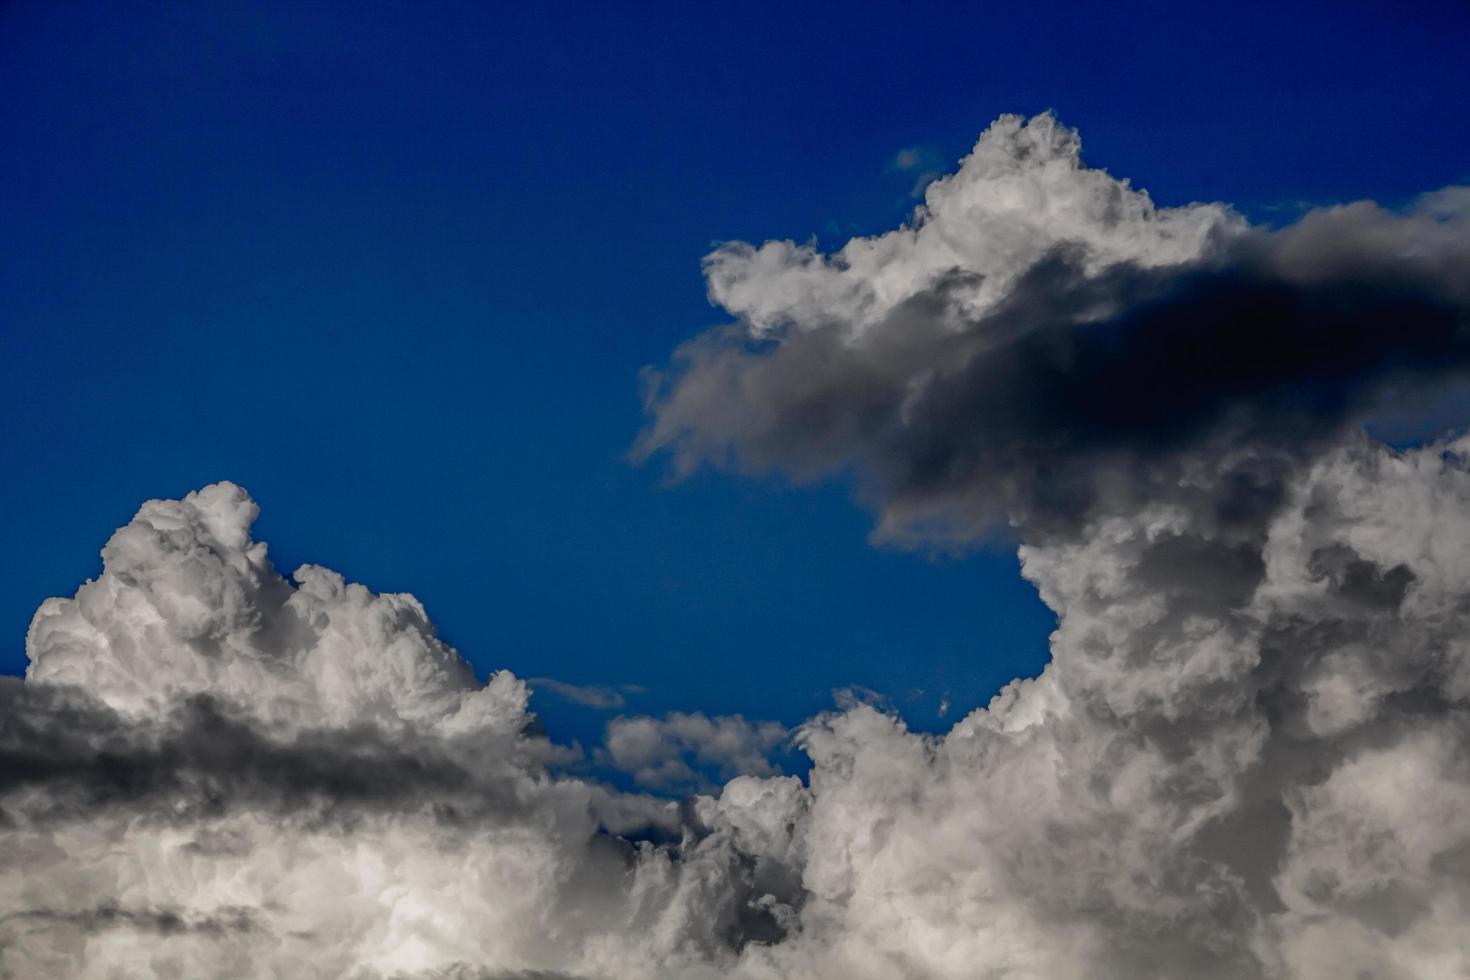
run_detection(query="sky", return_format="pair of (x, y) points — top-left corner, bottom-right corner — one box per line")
(5, 3), (1470, 978)
(4, 0), (1468, 749)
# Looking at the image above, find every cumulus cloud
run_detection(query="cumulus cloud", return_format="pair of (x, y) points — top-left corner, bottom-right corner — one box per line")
(601, 712), (788, 790)
(5, 484), (805, 979)
(7, 113), (1470, 979)
(630, 113), (1470, 977)
(698, 113), (1237, 344)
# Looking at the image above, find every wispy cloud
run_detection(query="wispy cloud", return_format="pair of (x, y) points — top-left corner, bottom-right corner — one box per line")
(529, 677), (640, 711)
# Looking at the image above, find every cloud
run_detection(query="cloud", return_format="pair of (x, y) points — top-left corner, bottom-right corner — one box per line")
(892, 147), (925, 171)
(601, 712), (788, 790)
(25, 482), (527, 737)
(5, 484), (806, 979)
(528, 677), (635, 711)
(627, 113), (1470, 977)
(637, 113), (1470, 547)
(694, 114), (1236, 345)
(8, 113), (1470, 979)
(889, 145), (945, 197)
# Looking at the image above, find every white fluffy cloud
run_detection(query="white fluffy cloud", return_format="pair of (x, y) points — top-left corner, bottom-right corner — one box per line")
(8, 114), (1470, 979)
(25, 483), (523, 736)
(705, 113), (1238, 342)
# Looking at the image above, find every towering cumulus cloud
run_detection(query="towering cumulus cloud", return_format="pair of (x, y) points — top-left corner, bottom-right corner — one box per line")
(6, 113), (1470, 979)
(4, 484), (808, 979)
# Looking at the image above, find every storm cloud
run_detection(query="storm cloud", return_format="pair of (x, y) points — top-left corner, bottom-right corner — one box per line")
(637, 114), (1470, 546)
(6, 114), (1470, 978)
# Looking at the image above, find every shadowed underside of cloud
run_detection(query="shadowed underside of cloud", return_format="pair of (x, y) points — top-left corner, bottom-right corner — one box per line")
(637, 114), (1470, 547)
(6, 114), (1470, 979)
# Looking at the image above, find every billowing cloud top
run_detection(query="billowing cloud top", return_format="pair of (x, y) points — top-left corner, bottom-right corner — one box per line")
(7, 114), (1470, 979)
(27, 482), (525, 736)
(705, 114), (1238, 341)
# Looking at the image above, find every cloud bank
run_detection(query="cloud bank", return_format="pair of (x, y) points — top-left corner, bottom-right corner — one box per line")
(6, 484), (805, 979)
(7, 114), (1470, 978)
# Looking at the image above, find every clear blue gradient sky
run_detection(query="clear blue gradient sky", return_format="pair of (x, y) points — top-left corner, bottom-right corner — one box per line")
(3, 0), (1468, 746)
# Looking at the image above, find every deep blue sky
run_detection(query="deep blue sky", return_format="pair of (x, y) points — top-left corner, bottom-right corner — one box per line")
(3, 0), (1468, 748)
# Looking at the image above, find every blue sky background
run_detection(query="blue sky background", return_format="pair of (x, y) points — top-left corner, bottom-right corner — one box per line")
(3, 0), (1468, 753)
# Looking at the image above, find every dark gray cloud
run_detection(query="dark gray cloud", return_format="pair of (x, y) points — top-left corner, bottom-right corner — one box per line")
(0, 677), (548, 827)
(639, 199), (1470, 545)
(0, 904), (262, 937)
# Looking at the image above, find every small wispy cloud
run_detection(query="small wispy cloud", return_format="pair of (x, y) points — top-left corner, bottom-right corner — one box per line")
(529, 677), (640, 711)
(889, 144), (945, 197)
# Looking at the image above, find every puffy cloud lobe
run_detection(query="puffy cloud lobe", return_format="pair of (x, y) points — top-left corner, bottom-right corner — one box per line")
(25, 483), (526, 736)
(704, 113), (1238, 342)
(602, 713), (789, 790)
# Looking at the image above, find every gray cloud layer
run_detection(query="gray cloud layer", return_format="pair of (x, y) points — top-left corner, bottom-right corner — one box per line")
(6, 114), (1470, 978)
